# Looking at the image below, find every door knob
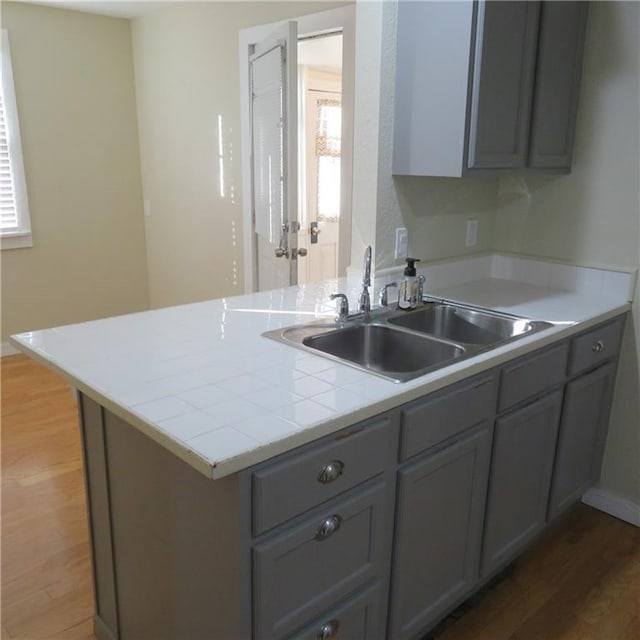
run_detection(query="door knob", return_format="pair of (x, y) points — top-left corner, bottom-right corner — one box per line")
(310, 221), (320, 244)
(297, 248), (308, 257)
(274, 248), (288, 258)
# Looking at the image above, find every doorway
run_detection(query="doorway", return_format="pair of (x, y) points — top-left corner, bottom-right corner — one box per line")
(239, 6), (354, 293)
(297, 34), (343, 285)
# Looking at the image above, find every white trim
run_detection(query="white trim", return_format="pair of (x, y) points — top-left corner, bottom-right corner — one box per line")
(1, 29), (32, 251)
(582, 488), (640, 528)
(1, 342), (20, 357)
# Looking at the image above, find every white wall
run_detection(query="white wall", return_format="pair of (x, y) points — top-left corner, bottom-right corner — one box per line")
(131, 1), (347, 309)
(1, 2), (149, 342)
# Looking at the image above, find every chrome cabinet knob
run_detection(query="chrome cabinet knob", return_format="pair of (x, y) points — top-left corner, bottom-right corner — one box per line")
(318, 619), (340, 639)
(592, 340), (604, 353)
(317, 460), (344, 484)
(315, 515), (342, 541)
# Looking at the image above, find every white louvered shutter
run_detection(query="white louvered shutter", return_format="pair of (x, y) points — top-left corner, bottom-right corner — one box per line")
(0, 29), (31, 248)
(0, 87), (19, 232)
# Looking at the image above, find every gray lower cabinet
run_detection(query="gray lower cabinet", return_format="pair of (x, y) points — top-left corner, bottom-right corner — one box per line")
(481, 391), (563, 577)
(388, 424), (493, 640)
(285, 585), (382, 640)
(548, 363), (617, 519)
(78, 315), (625, 640)
(253, 480), (390, 640)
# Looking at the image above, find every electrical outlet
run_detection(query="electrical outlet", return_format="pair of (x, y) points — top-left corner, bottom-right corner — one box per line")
(466, 219), (478, 247)
(395, 227), (408, 259)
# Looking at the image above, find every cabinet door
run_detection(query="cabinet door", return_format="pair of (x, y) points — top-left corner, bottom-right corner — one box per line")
(548, 363), (617, 520)
(482, 391), (562, 577)
(528, 1), (588, 169)
(388, 424), (492, 640)
(253, 480), (390, 640)
(467, 1), (540, 170)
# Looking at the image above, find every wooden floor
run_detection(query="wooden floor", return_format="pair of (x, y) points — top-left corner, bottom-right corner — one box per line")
(1, 355), (639, 640)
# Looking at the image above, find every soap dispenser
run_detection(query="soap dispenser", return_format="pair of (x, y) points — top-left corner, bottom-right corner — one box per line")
(398, 258), (420, 310)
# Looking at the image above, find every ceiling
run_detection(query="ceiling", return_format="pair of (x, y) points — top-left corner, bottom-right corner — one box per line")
(17, 1), (172, 19)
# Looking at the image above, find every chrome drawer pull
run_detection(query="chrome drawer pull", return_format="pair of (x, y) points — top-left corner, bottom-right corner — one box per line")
(592, 340), (604, 353)
(316, 515), (342, 541)
(318, 619), (340, 639)
(317, 460), (344, 484)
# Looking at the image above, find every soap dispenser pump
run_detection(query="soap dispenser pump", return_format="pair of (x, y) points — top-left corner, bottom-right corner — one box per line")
(398, 258), (421, 310)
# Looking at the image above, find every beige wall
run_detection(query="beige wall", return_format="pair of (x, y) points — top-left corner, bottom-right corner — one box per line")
(131, 1), (345, 309)
(367, 0), (500, 272)
(492, 1), (640, 506)
(372, 1), (639, 505)
(1, 2), (149, 342)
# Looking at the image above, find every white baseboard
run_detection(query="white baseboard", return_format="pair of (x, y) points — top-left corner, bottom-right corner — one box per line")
(582, 488), (640, 527)
(1, 342), (20, 357)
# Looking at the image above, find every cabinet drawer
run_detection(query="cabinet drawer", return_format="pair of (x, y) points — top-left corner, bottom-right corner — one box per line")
(400, 374), (496, 460)
(252, 414), (396, 535)
(568, 317), (624, 377)
(253, 481), (389, 640)
(499, 343), (568, 412)
(285, 584), (381, 640)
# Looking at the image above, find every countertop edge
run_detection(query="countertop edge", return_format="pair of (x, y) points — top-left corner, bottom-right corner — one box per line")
(10, 301), (630, 481)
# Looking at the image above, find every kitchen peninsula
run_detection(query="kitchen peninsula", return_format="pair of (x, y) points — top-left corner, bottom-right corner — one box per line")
(11, 258), (633, 640)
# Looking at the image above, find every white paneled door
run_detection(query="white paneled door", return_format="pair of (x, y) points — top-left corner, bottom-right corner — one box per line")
(250, 21), (300, 291)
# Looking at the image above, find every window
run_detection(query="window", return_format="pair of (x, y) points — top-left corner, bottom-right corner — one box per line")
(1, 29), (32, 249)
(315, 98), (341, 221)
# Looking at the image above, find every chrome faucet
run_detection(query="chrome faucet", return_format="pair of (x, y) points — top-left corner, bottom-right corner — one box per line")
(359, 245), (372, 312)
(379, 282), (398, 307)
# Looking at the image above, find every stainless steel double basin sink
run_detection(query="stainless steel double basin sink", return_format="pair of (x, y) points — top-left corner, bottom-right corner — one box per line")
(263, 301), (553, 382)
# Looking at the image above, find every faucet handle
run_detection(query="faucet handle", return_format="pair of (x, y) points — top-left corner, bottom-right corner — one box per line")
(379, 282), (398, 307)
(330, 293), (349, 321)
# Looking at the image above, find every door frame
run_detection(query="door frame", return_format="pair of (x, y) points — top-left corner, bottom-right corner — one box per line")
(239, 5), (355, 293)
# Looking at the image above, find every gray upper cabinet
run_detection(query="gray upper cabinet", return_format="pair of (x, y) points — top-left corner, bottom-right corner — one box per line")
(393, 0), (588, 177)
(528, 1), (589, 169)
(467, 1), (540, 170)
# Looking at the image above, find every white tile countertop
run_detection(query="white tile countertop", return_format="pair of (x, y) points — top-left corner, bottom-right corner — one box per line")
(11, 273), (632, 479)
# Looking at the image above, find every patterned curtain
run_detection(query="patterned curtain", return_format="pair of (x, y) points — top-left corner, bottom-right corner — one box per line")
(315, 99), (341, 221)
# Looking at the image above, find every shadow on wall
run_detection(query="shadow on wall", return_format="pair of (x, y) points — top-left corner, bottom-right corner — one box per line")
(379, 175), (499, 265)
(392, 175), (499, 218)
(601, 310), (640, 503)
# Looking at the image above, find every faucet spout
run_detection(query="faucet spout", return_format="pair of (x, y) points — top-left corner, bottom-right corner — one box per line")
(359, 245), (372, 312)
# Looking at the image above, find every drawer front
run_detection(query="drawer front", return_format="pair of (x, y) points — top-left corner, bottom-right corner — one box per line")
(499, 342), (568, 412)
(253, 415), (396, 535)
(286, 584), (382, 640)
(400, 374), (497, 460)
(568, 317), (624, 377)
(253, 481), (389, 640)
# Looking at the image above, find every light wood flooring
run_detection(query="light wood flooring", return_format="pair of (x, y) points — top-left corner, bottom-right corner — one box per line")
(2, 354), (639, 639)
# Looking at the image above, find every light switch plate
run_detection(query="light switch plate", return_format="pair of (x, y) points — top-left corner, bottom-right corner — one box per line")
(395, 227), (408, 259)
(466, 219), (478, 247)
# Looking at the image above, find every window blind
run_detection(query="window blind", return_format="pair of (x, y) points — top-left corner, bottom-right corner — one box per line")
(1, 28), (32, 249)
(0, 86), (19, 231)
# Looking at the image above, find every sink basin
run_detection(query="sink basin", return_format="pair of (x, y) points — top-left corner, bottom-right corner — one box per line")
(388, 304), (550, 346)
(263, 300), (553, 383)
(303, 324), (464, 380)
